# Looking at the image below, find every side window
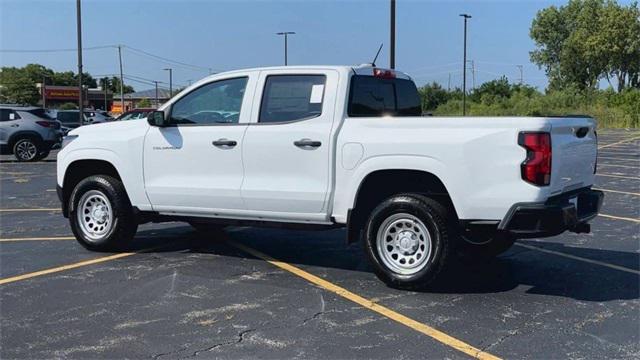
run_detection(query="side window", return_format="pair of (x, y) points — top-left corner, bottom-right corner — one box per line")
(259, 75), (326, 123)
(1, 110), (21, 121)
(0, 109), (9, 122)
(170, 77), (248, 125)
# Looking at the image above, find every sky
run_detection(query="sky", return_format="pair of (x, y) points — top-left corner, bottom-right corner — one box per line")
(0, 0), (621, 92)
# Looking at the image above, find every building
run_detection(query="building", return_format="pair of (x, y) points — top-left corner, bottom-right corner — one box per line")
(38, 84), (113, 111)
(110, 88), (172, 114)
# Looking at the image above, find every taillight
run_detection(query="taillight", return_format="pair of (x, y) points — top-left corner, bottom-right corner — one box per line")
(518, 132), (552, 186)
(373, 68), (396, 79)
(36, 121), (52, 128)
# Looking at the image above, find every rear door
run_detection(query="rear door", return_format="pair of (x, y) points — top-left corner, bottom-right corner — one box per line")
(549, 117), (598, 195)
(240, 70), (339, 219)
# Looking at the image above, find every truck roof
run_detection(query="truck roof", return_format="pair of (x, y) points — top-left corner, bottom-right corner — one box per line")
(204, 65), (412, 81)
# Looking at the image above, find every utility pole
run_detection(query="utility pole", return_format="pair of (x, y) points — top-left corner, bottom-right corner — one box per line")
(276, 32), (295, 66)
(102, 77), (108, 111)
(459, 13), (471, 116)
(154, 81), (159, 108)
(42, 75), (48, 108)
(118, 45), (124, 113)
(517, 65), (524, 84)
(447, 73), (451, 91)
(390, 0), (396, 69)
(76, 0), (84, 126)
(164, 68), (173, 97)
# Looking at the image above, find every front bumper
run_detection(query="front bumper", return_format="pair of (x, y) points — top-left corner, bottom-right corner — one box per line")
(498, 188), (604, 238)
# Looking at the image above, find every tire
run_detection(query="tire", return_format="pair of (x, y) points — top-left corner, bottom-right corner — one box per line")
(457, 230), (516, 260)
(34, 150), (50, 161)
(363, 194), (455, 290)
(12, 137), (41, 162)
(69, 175), (137, 251)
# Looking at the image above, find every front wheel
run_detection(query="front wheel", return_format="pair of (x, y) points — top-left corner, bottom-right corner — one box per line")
(363, 194), (455, 290)
(69, 175), (137, 251)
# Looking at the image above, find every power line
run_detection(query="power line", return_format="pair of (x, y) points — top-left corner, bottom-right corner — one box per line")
(122, 45), (217, 73)
(0, 45), (117, 53)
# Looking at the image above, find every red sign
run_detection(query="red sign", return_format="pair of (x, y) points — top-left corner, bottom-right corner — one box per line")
(45, 88), (80, 100)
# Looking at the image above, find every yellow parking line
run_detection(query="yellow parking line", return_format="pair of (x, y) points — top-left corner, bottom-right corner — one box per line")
(599, 214), (640, 223)
(229, 241), (501, 360)
(0, 252), (136, 285)
(0, 236), (75, 242)
(515, 243), (639, 275)
(0, 208), (61, 212)
(593, 188), (640, 196)
(598, 135), (640, 149)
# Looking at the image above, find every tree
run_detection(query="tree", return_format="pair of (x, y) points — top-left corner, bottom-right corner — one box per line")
(137, 98), (152, 108)
(0, 64), (100, 105)
(418, 82), (450, 112)
(530, 0), (640, 91)
(106, 76), (134, 94)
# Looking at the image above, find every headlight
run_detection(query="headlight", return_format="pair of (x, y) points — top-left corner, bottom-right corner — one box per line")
(61, 135), (79, 149)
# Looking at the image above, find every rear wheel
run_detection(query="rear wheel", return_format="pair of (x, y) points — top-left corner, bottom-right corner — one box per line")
(13, 137), (41, 162)
(363, 194), (455, 290)
(69, 175), (137, 251)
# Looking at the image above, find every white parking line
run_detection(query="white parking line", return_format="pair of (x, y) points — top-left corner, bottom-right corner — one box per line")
(515, 243), (639, 275)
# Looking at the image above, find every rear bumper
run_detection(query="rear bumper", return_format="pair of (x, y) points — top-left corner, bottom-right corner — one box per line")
(499, 188), (604, 238)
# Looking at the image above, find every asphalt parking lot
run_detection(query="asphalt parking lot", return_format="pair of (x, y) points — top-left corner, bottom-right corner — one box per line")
(1, 130), (638, 359)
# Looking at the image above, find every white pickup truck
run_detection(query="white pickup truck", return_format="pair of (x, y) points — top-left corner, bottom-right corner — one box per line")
(57, 65), (603, 289)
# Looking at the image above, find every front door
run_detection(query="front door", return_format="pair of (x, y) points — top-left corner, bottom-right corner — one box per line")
(143, 75), (256, 214)
(241, 70), (339, 219)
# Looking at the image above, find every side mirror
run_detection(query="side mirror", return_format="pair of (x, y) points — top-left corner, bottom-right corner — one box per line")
(148, 111), (167, 127)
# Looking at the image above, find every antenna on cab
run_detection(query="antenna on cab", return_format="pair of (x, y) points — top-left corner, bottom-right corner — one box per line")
(371, 43), (383, 67)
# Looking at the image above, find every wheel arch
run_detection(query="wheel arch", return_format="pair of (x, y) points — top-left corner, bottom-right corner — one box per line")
(345, 166), (459, 244)
(8, 131), (44, 149)
(61, 159), (124, 217)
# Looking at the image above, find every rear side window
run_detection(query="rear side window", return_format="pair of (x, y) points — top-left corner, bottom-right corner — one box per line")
(259, 75), (326, 123)
(28, 108), (52, 120)
(0, 109), (20, 121)
(348, 75), (421, 117)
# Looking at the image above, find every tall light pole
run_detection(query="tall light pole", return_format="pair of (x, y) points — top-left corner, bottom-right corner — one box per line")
(76, 0), (84, 125)
(276, 32), (295, 66)
(390, 0), (396, 69)
(154, 81), (159, 108)
(459, 13), (471, 116)
(163, 68), (173, 97)
(118, 45), (124, 113)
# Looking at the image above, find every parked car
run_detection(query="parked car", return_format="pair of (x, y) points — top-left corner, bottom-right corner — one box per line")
(55, 110), (91, 135)
(57, 65), (603, 289)
(0, 106), (62, 161)
(114, 108), (155, 121)
(84, 110), (114, 124)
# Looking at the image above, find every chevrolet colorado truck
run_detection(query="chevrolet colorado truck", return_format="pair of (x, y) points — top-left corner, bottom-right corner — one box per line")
(57, 65), (603, 288)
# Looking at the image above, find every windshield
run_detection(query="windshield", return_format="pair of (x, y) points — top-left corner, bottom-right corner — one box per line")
(27, 108), (54, 120)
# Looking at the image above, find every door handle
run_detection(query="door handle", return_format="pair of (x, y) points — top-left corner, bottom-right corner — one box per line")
(294, 139), (321, 149)
(10, 124), (19, 127)
(212, 138), (237, 148)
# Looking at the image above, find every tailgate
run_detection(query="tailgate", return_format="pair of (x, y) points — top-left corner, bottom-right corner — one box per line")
(549, 117), (597, 195)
